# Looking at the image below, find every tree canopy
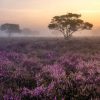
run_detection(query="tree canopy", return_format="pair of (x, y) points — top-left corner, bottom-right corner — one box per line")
(48, 13), (93, 39)
(0, 23), (21, 37)
(0, 23), (21, 33)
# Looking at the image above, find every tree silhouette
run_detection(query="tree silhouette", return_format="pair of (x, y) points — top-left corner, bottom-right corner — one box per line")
(48, 13), (93, 39)
(0, 23), (21, 37)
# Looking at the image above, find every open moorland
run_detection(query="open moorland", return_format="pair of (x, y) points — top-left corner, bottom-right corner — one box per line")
(0, 37), (100, 100)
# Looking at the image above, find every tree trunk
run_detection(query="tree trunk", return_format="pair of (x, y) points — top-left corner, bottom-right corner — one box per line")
(63, 31), (74, 40)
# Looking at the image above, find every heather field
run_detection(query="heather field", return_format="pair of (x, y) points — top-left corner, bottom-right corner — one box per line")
(0, 37), (100, 100)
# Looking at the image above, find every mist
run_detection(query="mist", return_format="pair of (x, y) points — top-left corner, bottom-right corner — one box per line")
(0, 26), (100, 38)
(0, 30), (40, 37)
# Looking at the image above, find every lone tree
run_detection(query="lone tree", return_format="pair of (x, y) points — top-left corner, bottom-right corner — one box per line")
(0, 23), (21, 37)
(48, 13), (93, 39)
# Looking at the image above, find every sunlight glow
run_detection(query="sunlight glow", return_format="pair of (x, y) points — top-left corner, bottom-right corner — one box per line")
(80, 10), (100, 13)
(0, 0), (100, 30)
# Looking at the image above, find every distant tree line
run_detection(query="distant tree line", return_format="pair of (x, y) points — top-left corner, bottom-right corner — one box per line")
(0, 23), (37, 37)
(0, 23), (21, 37)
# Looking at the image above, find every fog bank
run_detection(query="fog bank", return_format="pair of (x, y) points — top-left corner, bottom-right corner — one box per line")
(0, 27), (100, 37)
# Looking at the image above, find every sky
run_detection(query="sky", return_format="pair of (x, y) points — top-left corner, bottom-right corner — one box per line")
(0, 0), (100, 36)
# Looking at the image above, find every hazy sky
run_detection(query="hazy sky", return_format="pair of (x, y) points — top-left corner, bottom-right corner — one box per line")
(0, 0), (100, 36)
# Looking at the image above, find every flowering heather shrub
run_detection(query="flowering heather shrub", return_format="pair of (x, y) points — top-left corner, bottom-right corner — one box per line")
(0, 37), (100, 100)
(3, 88), (21, 100)
(42, 64), (66, 80)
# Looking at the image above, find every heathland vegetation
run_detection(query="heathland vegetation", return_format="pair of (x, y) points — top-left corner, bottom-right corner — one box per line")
(0, 37), (99, 100)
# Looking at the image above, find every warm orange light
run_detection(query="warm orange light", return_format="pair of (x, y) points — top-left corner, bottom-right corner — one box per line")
(0, 0), (100, 29)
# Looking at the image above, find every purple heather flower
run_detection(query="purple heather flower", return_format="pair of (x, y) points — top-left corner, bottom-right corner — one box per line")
(32, 85), (46, 96)
(42, 64), (66, 80)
